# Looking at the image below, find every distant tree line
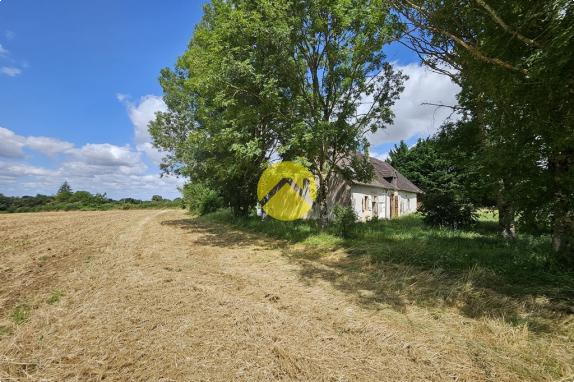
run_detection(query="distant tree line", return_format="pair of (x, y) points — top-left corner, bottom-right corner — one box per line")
(0, 181), (182, 213)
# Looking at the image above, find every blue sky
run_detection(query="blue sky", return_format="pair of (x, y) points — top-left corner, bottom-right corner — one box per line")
(0, 0), (459, 199)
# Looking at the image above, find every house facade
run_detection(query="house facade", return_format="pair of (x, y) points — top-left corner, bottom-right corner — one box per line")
(315, 156), (423, 221)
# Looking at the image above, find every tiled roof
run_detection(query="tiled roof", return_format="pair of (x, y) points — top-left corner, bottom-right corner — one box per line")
(350, 155), (423, 194)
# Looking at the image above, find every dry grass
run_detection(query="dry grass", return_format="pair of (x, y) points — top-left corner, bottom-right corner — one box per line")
(0, 210), (572, 381)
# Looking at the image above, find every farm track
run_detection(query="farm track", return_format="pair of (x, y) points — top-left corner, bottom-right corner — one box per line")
(0, 210), (571, 381)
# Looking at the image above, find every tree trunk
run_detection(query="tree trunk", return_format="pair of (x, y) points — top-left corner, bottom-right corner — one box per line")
(552, 206), (574, 261)
(317, 177), (329, 229)
(497, 180), (516, 240)
(550, 152), (574, 265)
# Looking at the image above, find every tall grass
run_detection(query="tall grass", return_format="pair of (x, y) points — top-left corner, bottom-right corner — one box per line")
(201, 209), (573, 307)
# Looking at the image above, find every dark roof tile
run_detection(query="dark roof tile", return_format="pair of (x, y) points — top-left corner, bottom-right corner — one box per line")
(349, 154), (423, 193)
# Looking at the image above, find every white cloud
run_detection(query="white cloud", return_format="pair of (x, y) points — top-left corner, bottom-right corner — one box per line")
(0, 127), (26, 158)
(0, 44), (8, 56)
(25, 136), (75, 156)
(372, 151), (389, 162)
(60, 160), (147, 177)
(0, 125), (184, 199)
(0, 159), (184, 199)
(118, 94), (167, 164)
(367, 63), (460, 145)
(0, 127), (75, 158)
(69, 143), (142, 167)
(1, 66), (22, 77)
(0, 162), (57, 178)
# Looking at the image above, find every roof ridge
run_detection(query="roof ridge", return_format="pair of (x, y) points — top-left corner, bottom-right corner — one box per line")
(351, 153), (423, 193)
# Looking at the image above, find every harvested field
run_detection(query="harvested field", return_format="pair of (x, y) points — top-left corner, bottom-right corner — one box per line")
(0, 210), (572, 381)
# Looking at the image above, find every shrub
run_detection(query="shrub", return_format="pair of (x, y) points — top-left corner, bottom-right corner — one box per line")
(420, 193), (476, 229)
(183, 182), (223, 215)
(332, 204), (357, 238)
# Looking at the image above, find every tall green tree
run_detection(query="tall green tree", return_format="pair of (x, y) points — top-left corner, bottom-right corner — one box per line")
(389, 138), (476, 228)
(56, 181), (72, 202)
(397, 0), (574, 261)
(151, 0), (407, 225)
(388, 138), (460, 195)
(150, 0), (293, 215)
(387, 140), (409, 171)
(282, 0), (406, 227)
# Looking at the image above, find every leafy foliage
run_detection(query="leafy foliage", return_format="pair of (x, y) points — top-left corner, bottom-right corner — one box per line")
(388, 138), (476, 228)
(182, 182), (223, 216)
(56, 181), (73, 202)
(150, 0), (292, 216)
(332, 204), (357, 238)
(420, 193), (476, 229)
(150, 0), (406, 225)
(397, 0), (574, 261)
(151, 195), (164, 202)
(388, 139), (460, 196)
(0, 184), (180, 213)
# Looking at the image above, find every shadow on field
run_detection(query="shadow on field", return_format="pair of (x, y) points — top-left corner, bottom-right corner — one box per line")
(162, 218), (287, 250)
(162, 212), (574, 334)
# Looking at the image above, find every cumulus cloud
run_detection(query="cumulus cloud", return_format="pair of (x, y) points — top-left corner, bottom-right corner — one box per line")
(69, 143), (142, 167)
(0, 124), (182, 199)
(0, 127), (75, 158)
(25, 136), (75, 156)
(1, 66), (22, 77)
(0, 92), (183, 199)
(118, 94), (167, 164)
(57, 142), (149, 181)
(0, 162), (56, 178)
(367, 63), (460, 145)
(0, 127), (26, 158)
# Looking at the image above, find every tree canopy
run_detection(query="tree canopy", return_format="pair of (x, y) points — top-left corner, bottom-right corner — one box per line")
(150, 0), (406, 225)
(396, 0), (574, 261)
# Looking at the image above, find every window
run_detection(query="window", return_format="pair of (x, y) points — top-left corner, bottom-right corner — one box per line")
(379, 198), (386, 218)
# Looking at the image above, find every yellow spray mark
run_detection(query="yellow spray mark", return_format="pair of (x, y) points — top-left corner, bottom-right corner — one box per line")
(257, 161), (317, 221)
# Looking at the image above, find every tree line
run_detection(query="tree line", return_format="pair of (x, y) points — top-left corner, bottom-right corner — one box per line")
(0, 182), (181, 213)
(150, 0), (573, 264)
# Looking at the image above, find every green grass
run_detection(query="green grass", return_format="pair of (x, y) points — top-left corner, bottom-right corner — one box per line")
(46, 289), (64, 305)
(11, 304), (31, 324)
(199, 209), (574, 329)
(0, 325), (13, 338)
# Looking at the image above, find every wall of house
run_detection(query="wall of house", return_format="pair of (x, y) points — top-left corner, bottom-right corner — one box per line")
(303, 176), (418, 221)
(351, 185), (390, 221)
(305, 173), (352, 220)
(398, 191), (418, 216)
(350, 185), (418, 221)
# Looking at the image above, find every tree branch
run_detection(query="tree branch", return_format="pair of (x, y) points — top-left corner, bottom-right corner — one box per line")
(474, 0), (543, 48)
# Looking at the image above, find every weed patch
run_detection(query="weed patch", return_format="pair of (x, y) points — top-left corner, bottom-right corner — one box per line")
(46, 289), (64, 305)
(11, 304), (31, 324)
(0, 325), (13, 338)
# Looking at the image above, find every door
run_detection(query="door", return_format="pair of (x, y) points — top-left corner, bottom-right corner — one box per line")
(390, 195), (399, 218)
